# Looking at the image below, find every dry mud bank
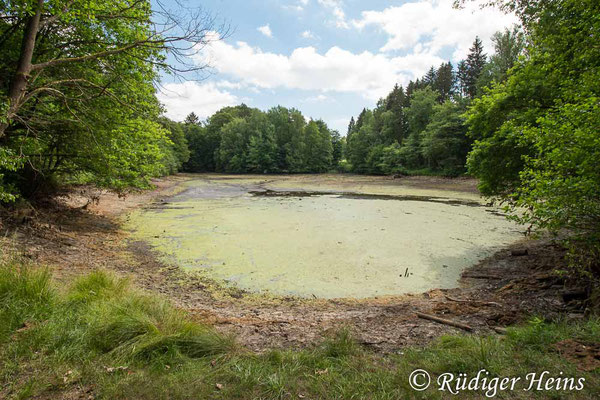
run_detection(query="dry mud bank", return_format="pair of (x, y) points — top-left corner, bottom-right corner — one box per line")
(1, 174), (578, 353)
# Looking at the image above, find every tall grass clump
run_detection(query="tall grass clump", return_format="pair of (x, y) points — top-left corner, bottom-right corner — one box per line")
(82, 282), (234, 361)
(63, 271), (235, 364)
(1, 265), (234, 367)
(0, 259), (53, 341)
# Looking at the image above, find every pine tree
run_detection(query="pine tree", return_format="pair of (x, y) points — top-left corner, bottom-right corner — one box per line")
(355, 108), (368, 131)
(423, 67), (437, 86)
(385, 84), (406, 112)
(434, 62), (455, 102)
(184, 112), (200, 125)
(456, 60), (469, 98)
(347, 116), (356, 137)
(465, 37), (487, 98)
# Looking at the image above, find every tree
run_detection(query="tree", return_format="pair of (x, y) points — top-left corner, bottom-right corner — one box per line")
(406, 88), (438, 136)
(184, 124), (212, 172)
(0, 0), (225, 198)
(217, 118), (249, 173)
(0, 0), (224, 138)
(423, 67), (437, 86)
(303, 120), (332, 172)
(246, 127), (277, 173)
(477, 27), (526, 92)
(347, 117), (356, 137)
(267, 106), (305, 172)
(464, 37), (487, 98)
(184, 112), (200, 125)
(434, 62), (456, 102)
(456, 60), (469, 98)
(331, 130), (344, 166)
(160, 118), (190, 173)
(465, 0), (600, 281)
(346, 110), (375, 173)
(421, 101), (470, 176)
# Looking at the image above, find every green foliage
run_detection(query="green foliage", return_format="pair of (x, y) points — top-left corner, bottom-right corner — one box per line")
(180, 105), (337, 174)
(304, 120), (333, 173)
(463, 37), (487, 99)
(342, 35), (496, 177)
(0, 0), (192, 199)
(465, 0), (600, 280)
(476, 27), (525, 94)
(160, 119), (191, 175)
(421, 101), (470, 176)
(407, 87), (438, 136)
(0, 148), (22, 202)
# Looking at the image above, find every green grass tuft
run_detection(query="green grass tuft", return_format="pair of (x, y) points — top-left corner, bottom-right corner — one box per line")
(0, 260), (53, 341)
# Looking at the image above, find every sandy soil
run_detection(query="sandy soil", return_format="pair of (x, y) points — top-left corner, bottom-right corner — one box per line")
(1, 174), (582, 353)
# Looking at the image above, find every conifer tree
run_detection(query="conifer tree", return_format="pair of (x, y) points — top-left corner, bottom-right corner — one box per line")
(465, 37), (487, 98)
(434, 62), (456, 102)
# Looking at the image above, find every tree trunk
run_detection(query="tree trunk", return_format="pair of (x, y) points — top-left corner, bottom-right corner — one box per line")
(0, 0), (44, 138)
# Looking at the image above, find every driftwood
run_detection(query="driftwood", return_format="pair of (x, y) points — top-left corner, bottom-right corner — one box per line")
(462, 273), (503, 280)
(444, 295), (502, 308)
(510, 248), (529, 257)
(416, 312), (473, 332)
(493, 327), (508, 335)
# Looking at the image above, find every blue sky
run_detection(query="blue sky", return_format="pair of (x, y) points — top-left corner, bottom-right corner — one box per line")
(156, 0), (517, 134)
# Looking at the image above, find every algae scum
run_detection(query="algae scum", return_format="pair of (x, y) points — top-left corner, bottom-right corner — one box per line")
(126, 176), (523, 299)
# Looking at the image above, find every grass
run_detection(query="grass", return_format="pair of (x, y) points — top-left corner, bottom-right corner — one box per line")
(0, 259), (599, 399)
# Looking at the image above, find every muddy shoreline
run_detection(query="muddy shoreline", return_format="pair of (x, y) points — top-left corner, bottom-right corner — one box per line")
(1, 174), (578, 353)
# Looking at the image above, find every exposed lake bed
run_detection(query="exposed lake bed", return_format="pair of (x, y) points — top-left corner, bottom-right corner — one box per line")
(7, 174), (568, 352)
(126, 175), (524, 298)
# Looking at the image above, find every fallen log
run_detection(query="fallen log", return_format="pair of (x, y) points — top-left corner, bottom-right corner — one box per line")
(416, 312), (473, 332)
(444, 295), (502, 308)
(510, 248), (528, 257)
(461, 273), (503, 280)
(493, 327), (508, 335)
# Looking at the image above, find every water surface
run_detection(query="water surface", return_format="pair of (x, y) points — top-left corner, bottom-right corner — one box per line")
(126, 176), (523, 298)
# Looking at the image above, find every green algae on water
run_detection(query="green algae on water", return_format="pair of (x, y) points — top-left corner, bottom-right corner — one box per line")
(125, 176), (523, 299)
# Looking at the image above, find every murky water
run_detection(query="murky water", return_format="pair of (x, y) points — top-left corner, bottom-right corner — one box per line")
(125, 176), (523, 299)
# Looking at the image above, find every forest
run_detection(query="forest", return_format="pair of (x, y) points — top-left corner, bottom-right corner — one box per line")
(1, 0), (598, 277)
(161, 31), (521, 178)
(0, 0), (597, 277)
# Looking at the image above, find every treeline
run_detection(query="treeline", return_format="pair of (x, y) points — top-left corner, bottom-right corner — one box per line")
(345, 31), (524, 176)
(177, 106), (343, 174)
(169, 30), (523, 178)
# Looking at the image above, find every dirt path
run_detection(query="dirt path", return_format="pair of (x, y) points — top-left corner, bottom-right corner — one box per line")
(1, 174), (578, 353)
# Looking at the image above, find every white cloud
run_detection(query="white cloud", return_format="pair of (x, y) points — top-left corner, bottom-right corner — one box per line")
(257, 24), (273, 38)
(157, 81), (239, 121)
(318, 0), (349, 29)
(215, 80), (244, 90)
(301, 30), (316, 39)
(197, 34), (444, 100)
(352, 0), (517, 59)
(284, 0), (310, 12)
(303, 94), (330, 103)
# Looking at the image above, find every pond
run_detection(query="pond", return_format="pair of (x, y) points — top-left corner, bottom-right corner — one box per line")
(125, 175), (523, 299)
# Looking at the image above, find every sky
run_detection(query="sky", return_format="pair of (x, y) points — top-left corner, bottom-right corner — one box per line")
(156, 0), (517, 134)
